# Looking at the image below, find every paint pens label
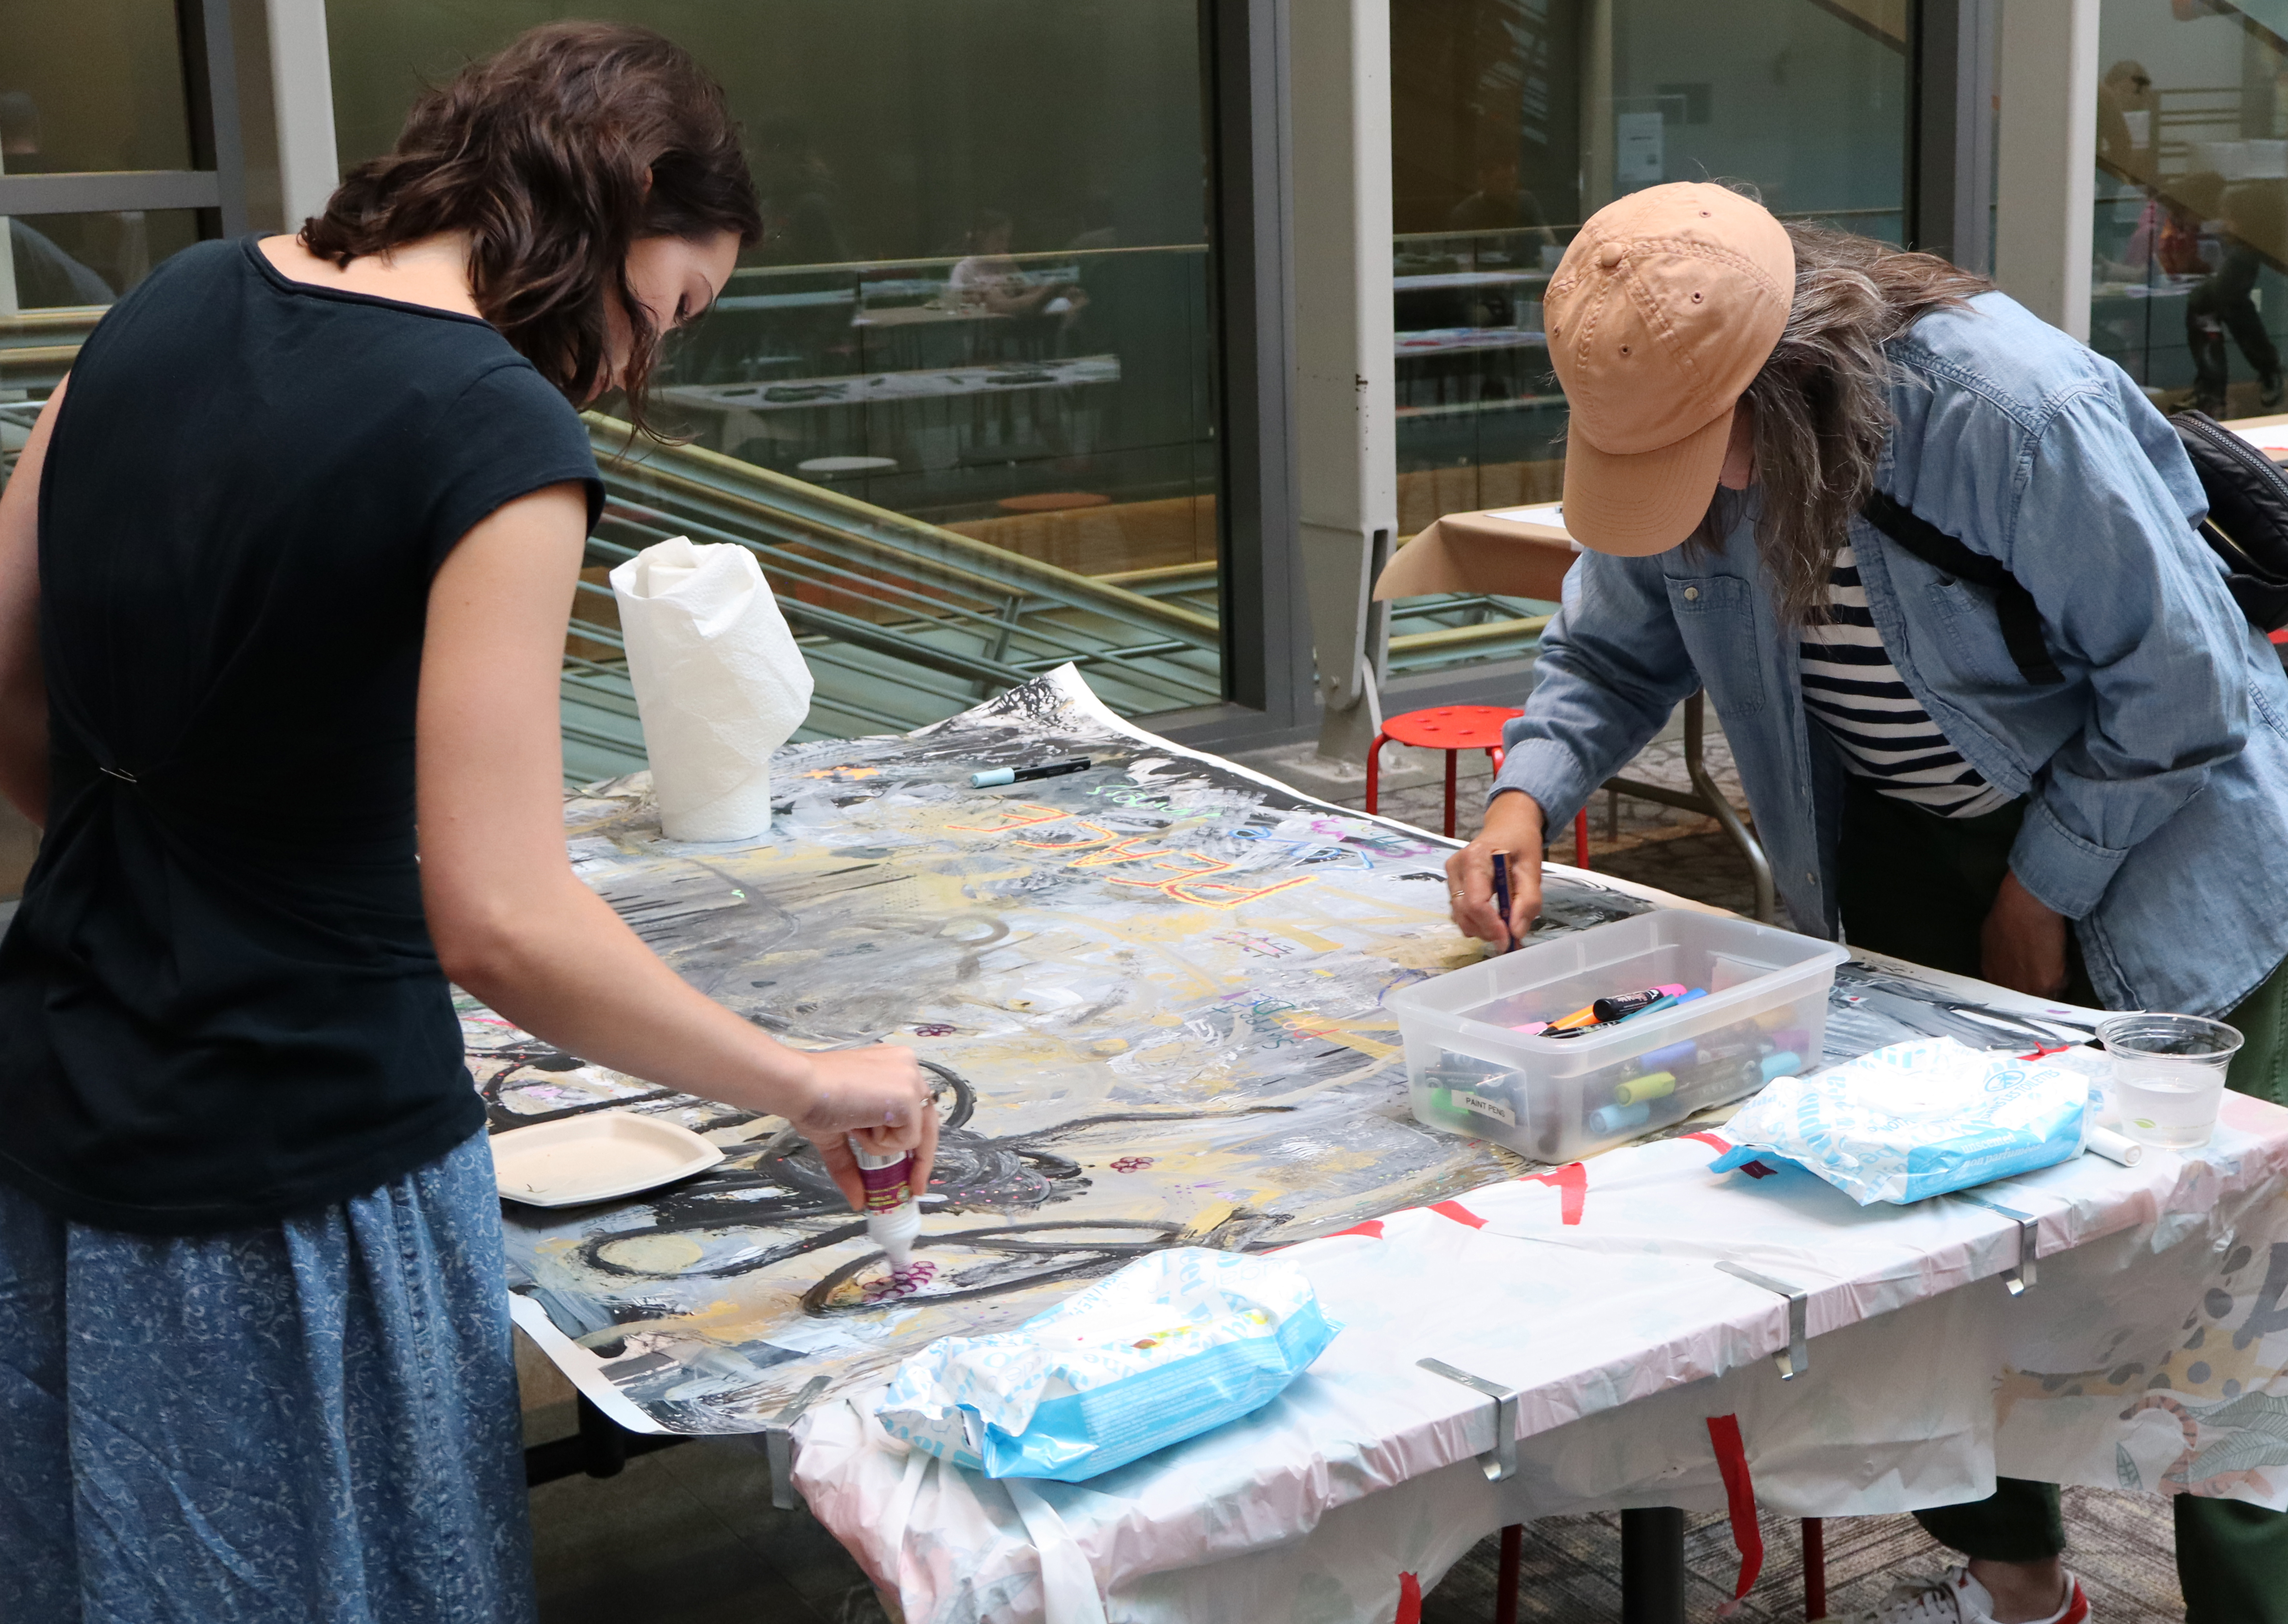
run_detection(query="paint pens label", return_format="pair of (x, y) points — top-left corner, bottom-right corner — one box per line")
(1454, 1089), (1517, 1127)
(857, 1158), (911, 1213)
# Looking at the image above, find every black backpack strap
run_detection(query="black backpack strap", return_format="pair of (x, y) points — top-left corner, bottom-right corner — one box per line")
(2170, 409), (2288, 632)
(1860, 489), (2063, 684)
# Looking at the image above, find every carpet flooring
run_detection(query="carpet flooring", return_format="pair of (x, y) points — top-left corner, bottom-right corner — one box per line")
(1420, 1489), (2186, 1622)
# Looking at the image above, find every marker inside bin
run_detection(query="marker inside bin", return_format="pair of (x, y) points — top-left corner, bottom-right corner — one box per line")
(1390, 910), (1849, 1163)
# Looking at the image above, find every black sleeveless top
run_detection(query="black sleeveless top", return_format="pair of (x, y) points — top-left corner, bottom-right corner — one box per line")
(0, 238), (602, 1233)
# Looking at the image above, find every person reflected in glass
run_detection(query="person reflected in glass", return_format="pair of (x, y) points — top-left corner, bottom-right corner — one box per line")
(753, 117), (847, 270)
(2097, 60), (2159, 187)
(0, 23), (933, 1622)
(1446, 153), (1560, 258)
(948, 209), (1081, 320)
(0, 92), (115, 308)
(2189, 179), (2286, 415)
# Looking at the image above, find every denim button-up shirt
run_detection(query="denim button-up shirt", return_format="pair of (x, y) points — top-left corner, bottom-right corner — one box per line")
(1493, 291), (2288, 1017)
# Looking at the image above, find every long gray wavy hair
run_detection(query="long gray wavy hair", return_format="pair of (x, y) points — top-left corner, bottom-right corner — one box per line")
(1728, 222), (1994, 622)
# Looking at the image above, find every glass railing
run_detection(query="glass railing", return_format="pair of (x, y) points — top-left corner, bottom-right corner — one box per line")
(565, 415), (1226, 783)
(654, 244), (1222, 623)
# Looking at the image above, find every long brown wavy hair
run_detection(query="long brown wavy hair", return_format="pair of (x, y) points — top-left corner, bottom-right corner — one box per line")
(1730, 221), (1993, 622)
(303, 22), (761, 436)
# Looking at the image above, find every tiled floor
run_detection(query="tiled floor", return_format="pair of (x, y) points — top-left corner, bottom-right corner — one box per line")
(524, 722), (2191, 1623)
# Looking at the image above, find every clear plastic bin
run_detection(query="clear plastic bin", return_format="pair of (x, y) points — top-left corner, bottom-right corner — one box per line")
(1389, 909), (1849, 1162)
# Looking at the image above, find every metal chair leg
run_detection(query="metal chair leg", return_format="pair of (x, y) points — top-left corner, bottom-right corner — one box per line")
(1573, 809), (1591, 869)
(1496, 1522), (1523, 1624)
(1366, 733), (1389, 815)
(1682, 692), (1776, 924)
(1443, 747), (1460, 837)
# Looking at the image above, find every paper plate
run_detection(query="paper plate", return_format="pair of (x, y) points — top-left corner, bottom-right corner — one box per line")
(491, 1110), (725, 1208)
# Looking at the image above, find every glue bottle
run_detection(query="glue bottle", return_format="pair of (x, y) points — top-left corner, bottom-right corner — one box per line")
(847, 1135), (921, 1274)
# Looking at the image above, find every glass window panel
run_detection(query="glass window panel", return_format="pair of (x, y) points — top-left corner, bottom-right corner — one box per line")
(0, 0), (195, 174)
(327, 0), (1222, 720)
(4, 210), (200, 311)
(2090, 2), (2288, 420)
(1388, 0), (1909, 677)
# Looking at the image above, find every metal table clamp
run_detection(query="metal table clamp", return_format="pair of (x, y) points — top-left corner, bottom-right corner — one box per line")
(1418, 1357), (1522, 1482)
(1956, 1194), (2040, 1294)
(1715, 1260), (1811, 1378)
(760, 1374), (831, 1509)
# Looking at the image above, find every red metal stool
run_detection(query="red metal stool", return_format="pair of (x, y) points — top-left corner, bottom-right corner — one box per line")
(1365, 705), (1591, 867)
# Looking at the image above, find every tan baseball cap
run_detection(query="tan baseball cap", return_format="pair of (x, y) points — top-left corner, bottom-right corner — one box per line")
(1546, 183), (1794, 556)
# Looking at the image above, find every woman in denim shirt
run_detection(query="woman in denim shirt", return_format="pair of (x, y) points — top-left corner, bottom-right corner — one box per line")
(1447, 184), (2288, 1624)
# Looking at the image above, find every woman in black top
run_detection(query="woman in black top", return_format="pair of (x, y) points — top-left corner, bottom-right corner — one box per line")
(0, 25), (934, 1621)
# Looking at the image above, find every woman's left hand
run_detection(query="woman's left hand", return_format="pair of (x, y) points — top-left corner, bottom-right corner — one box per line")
(1981, 870), (2069, 998)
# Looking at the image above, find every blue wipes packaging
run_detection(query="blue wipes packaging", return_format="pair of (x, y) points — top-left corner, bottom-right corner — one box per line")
(1710, 1037), (2087, 1204)
(873, 1247), (1341, 1482)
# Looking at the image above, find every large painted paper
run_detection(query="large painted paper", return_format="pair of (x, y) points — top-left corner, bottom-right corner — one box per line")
(477, 668), (2104, 1435)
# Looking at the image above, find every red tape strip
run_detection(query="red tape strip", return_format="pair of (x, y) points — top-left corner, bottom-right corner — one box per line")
(1525, 1162), (1586, 1225)
(1429, 1200), (1486, 1230)
(1705, 1413), (1763, 1600)
(1682, 1130), (1731, 1154)
(1394, 1570), (1423, 1624)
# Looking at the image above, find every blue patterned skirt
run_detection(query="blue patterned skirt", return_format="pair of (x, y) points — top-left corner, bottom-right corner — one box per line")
(0, 1131), (533, 1624)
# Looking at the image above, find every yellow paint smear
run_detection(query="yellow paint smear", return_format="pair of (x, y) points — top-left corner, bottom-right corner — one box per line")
(1249, 921), (1341, 952)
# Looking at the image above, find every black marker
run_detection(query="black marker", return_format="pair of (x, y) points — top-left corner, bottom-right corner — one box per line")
(1491, 852), (1516, 952)
(969, 757), (1091, 788)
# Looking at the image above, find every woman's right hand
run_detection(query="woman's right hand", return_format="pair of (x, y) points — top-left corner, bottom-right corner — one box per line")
(792, 1045), (939, 1215)
(1447, 789), (1547, 950)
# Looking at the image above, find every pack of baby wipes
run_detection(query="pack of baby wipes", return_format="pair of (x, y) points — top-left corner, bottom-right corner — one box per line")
(1710, 1037), (2088, 1204)
(873, 1247), (1340, 1482)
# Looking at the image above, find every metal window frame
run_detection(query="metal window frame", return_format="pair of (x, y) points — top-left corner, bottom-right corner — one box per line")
(1906, 0), (1998, 272)
(0, 0), (248, 237)
(1170, 0), (1318, 753)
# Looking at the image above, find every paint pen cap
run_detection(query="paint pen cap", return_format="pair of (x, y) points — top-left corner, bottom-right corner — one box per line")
(1612, 1070), (1677, 1105)
(1590, 984), (1690, 1023)
(969, 767), (1017, 787)
(1588, 1100), (1652, 1135)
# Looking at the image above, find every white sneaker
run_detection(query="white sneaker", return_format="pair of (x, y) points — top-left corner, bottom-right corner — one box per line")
(1846, 1564), (2089, 1624)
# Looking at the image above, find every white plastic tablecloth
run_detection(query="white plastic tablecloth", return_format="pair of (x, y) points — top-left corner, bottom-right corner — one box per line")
(796, 1092), (2288, 1623)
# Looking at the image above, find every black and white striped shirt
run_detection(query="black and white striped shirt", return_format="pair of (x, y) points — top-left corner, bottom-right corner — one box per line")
(1798, 545), (2014, 818)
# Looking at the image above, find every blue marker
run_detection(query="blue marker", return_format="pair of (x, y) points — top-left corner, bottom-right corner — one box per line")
(1644, 1036), (1700, 1071)
(1589, 1100), (1651, 1135)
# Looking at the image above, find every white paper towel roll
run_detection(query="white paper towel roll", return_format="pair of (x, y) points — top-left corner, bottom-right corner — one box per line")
(609, 536), (814, 842)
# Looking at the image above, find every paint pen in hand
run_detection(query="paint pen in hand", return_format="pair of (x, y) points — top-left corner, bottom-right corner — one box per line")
(1491, 852), (1516, 952)
(847, 1135), (922, 1277)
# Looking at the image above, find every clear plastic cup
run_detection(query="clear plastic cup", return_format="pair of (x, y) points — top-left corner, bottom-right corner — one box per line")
(2098, 1013), (2243, 1150)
